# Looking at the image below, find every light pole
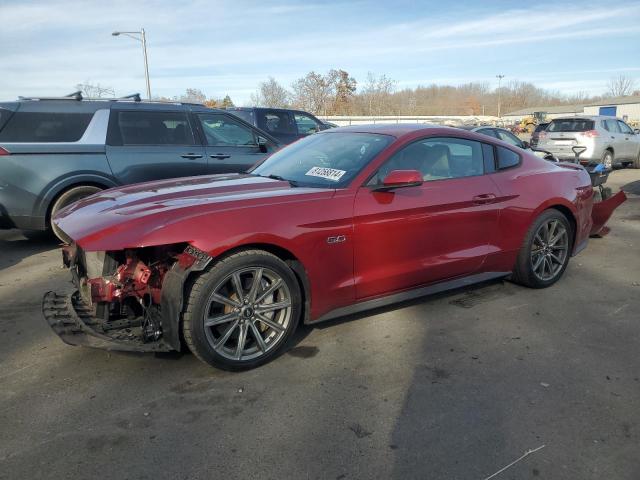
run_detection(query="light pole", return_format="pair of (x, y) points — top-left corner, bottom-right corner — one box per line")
(496, 74), (505, 118)
(112, 29), (151, 100)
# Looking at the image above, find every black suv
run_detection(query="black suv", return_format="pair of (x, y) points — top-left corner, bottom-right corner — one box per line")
(226, 107), (330, 144)
(0, 92), (280, 240)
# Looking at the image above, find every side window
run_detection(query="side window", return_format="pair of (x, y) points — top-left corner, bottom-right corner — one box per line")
(496, 146), (520, 170)
(374, 137), (484, 183)
(604, 119), (620, 133)
(258, 111), (296, 135)
(117, 111), (195, 145)
(496, 129), (524, 148)
(0, 112), (94, 142)
(618, 121), (634, 134)
(294, 113), (320, 135)
(198, 114), (257, 146)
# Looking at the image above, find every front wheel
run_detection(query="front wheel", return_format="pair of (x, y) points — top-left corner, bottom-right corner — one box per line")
(182, 250), (302, 370)
(512, 210), (572, 288)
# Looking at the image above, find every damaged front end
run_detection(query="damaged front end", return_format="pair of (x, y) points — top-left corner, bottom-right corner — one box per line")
(43, 243), (211, 352)
(587, 165), (627, 237)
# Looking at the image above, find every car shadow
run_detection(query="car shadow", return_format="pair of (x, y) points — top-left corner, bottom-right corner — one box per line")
(0, 229), (59, 272)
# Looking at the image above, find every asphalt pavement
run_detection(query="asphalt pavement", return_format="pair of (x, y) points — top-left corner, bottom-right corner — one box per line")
(1, 169), (639, 480)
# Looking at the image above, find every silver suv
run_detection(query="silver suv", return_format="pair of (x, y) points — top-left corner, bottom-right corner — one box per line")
(537, 115), (640, 168)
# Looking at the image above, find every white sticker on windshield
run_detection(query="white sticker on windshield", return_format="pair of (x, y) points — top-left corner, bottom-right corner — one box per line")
(305, 167), (347, 182)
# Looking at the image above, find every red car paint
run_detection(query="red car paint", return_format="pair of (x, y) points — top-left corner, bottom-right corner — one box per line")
(53, 125), (617, 322)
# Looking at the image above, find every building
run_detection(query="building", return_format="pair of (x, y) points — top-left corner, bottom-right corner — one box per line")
(583, 95), (640, 122)
(504, 95), (640, 123)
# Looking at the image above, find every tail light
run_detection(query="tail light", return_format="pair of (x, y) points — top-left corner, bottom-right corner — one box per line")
(0, 146), (10, 155)
(581, 130), (599, 138)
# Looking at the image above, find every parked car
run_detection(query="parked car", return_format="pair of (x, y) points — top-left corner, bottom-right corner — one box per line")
(0, 93), (280, 240)
(536, 116), (640, 169)
(459, 125), (556, 160)
(530, 122), (550, 147)
(44, 124), (624, 370)
(226, 107), (330, 144)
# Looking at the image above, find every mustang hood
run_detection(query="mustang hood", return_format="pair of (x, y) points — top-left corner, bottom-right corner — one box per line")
(54, 173), (334, 251)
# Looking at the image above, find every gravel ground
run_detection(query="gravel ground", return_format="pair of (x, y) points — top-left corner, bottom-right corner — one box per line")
(1, 169), (639, 480)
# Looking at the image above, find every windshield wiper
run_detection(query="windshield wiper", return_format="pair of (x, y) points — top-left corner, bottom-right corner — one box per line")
(259, 174), (298, 187)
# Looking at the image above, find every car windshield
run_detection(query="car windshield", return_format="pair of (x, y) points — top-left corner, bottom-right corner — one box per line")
(251, 132), (393, 188)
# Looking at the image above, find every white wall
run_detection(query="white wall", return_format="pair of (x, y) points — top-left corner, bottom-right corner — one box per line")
(583, 103), (640, 121)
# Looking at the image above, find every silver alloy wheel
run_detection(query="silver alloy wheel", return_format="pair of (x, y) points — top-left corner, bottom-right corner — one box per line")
(203, 267), (292, 361)
(531, 219), (569, 281)
(603, 151), (613, 169)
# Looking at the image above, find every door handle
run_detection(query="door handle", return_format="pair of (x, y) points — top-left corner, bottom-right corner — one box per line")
(472, 193), (497, 205)
(181, 153), (203, 159)
(210, 154), (231, 160)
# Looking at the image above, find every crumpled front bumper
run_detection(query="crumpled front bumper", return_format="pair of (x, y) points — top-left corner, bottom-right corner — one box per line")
(42, 290), (172, 352)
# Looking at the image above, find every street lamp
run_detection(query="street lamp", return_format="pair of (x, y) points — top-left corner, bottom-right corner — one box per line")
(496, 74), (505, 118)
(112, 29), (151, 100)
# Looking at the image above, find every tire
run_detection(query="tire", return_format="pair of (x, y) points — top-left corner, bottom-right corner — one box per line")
(183, 249), (302, 370)
(50, 185), (102, 242)
(512, 209), (572, 289)
(602, 150), (613, 170)
(634, 152), (640, 169)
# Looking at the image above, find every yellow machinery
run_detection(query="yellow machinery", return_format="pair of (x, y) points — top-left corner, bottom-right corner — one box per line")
(518, 111), (548, 134)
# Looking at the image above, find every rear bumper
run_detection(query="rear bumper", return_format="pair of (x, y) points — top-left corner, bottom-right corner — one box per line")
(42, 290), (172, 352)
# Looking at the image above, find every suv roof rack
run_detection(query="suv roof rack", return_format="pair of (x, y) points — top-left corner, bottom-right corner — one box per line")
(18, 91), (84, 101)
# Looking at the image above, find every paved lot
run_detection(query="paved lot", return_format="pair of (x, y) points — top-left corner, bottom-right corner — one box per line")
(1, 170), (639, 480)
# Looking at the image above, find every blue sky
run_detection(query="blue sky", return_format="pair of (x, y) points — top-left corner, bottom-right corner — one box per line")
(1, 0), (639, 104)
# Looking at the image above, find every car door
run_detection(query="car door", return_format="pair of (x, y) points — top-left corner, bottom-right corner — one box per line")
(256, 110), (298, 144)
(105, 109), (207, 184)
(195, 112), (276, 174)
(353, 136), (500, 300)
(617, 120), (638, 160)
(603, 119), (624, 158)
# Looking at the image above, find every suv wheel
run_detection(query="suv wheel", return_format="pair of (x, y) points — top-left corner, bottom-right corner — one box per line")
(50, 186), (102, 242)
(602, 150), (613, 170)
(182, 250), (302, 370)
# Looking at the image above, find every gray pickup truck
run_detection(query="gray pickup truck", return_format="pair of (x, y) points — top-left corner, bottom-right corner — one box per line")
(0, 93), (280, 240)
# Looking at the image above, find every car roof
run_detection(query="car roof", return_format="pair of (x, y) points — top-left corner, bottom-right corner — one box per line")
(322, 123), (460, 137)
(227, 106), (316, 115)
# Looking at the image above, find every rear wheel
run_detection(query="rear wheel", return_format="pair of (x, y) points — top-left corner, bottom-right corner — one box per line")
(512, 210), (572, 288)
(634, 152), (640, 169)
(50, 185), (102, 242)
(182, 250), (302, 370)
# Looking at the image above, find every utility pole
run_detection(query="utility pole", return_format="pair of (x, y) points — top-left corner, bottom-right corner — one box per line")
(112, 28), (152, 100)
(496, 74), (505, 118)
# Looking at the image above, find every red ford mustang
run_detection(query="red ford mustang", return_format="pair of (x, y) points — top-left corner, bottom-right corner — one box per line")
(44, 124), (625, 370)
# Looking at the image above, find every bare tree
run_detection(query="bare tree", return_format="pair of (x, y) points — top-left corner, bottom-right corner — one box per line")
(178, 88), (208, 103)
(291, 71), (334, 114)
(76, 82), (115, 98)
(362, 72), (396, 115)
(607, 75), (636, 97)
(250, 77), (290, 107)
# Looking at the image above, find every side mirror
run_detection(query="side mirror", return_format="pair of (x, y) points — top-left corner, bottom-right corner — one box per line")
(374, 170), (423, 191)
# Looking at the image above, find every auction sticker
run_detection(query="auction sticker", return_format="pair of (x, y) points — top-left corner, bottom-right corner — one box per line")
(305, 167), (347, 182)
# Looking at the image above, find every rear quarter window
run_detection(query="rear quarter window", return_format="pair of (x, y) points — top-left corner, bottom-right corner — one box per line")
(0, 111), (93, 142)
(496, 146), (520, 170)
